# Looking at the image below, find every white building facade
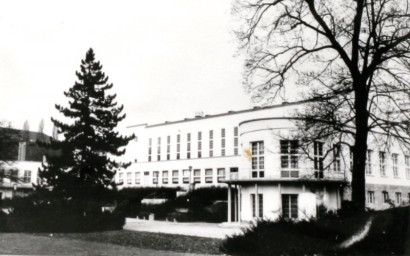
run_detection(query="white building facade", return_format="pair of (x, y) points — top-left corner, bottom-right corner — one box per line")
(120, 102), (410, 222)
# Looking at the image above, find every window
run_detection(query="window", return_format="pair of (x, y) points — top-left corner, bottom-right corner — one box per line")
(382, 191), (389, 203)
(406, 155), (410, 179)
(172, 170), (179, 184)
(209, 130), (213, 157)
(119, 173), (123, 184)
(333, 144), (341, 172)
(349, 146), (354, 171)
(135, 172), (141, 184)
(314, 142), (324, 172)
(177, 135), (181, 160)
(367, 191), (375, 204)
(280, 140), (299, 177)
(187, 133), (191, 159)
(157, 137), (161, 161)
(366, 150), (373, 175)
(379, 152), (386, 176)
(221, 128), (226, 156)
(251, 194), (263, 218)
(282, 194), (298, 219)
(23, 170), (31, 183)
(127, 172), (132, 184)
(153, 171), (159, 184)
(18, 142), (26, 161)
(198, 132), (202, 158)
(162, 171), (168, 184)
(148, 138), (152, 162)
(167, 136), (170, 160)
(251, 141), (264, 178)
(234, 127), (239, 155)
(193, 169), (201, 183)
(217, 168), (225, 182)
(396, 192), (402, 204)
(183, 169), (190, 184)
(205, 169), (213, 183)
(392, 154), (399, 178)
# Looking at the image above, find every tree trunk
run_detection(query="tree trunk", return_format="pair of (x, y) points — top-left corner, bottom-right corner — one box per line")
(351, 83), (369, 212)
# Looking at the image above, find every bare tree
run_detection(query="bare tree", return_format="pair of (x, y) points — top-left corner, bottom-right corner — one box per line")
(234, 0), (410, 211)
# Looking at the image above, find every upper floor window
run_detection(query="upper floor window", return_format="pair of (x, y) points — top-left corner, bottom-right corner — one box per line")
(333, 144), (341, 172)
(167, 136), (171, 160)
(280, 140), (299, 178)
(234, 127), (239, 156)
(148, 138), (152, 162)
(379, 151), (386, 176)
(221, 128), (226, 156)
(198, 132), (202, 158)
(187, 133), (191, 159)
(209, 130), (214, 157)
(314, 142), (324, 171)
(177, 135), (181, 160)
(405, 155), (410, 179)
(392, 153), (399, 178)
(366, 150), (373, 175)
(157, 137), (161, 161)
(251, 141), (264, 178)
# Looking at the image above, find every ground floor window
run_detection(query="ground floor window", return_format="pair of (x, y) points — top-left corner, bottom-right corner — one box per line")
(217, 168), (225, 182)
(172, 170), (179, 184)
(367, 191), (375, 204)
(251, 193), (263, 218)
(382, 191), (389, 203)
(282, 194), (298, 219)
(135, 172), (141, 184)
(193, 169), (201, 183)
(205, 169), (213, 183)
(162, 171), (168, 184)
(183, 169), (190, 184)
(127, 172), (132, 184)
(153, 171), (159, 184)
(23, 170), (31, 183)
(396, 192), (402, 204)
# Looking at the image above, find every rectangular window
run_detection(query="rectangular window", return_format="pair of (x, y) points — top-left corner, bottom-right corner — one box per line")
(162, 171), (168, 184)
(127, 172), (132, 184)
(333, 144), (341, 172)
(221, 128), (226, 156)
(187, 133), (191, 159)
(177, 135), (181, 160)
(217, 168), (225, 182)
(392, 154), (399, 178)
(18, 142), (26, 161)
(209, 130), (213, 157)
(153, 171), (159, 184)
(205, 169), (213, 183)
(157, 137), (161, 161)
(282, 194), (298, 219)
(314, 142), (324, 171)
(379, 152), (386, 176)
(251, 194), (263, 218)
(280, 140), (299, 178)
(23, 170), (31, 183)
(349, 146), (354, 171)
(251, 141), (265, 178)
(172, 170), (179, 184)
(382, 191), (389, 203)
(193, 169), (201, 183)
(396, 192), (402, 204)
(167, 136), (170, 160)
(135, 172), (141, 184)
(367, 191), (375, 204)
(183, 169), (190, 184)
(406, 155), (410, 179)
(366, 150), (373, 175)
(119, 173), (123, 184)
(148, 138), (152, 162)
(198, 132), (202, 158)
(234, 127), (239, 155)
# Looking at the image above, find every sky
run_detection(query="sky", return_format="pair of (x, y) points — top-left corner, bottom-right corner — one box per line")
(0, 0), (253, 135)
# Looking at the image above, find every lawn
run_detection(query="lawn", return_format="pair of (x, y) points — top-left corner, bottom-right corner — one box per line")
(46, 230), (223, 255)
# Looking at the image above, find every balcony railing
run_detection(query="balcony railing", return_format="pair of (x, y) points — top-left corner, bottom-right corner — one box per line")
(223, 168), (346, 182)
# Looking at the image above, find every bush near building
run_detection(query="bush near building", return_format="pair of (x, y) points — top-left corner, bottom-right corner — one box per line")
(221, 206), (409, 256)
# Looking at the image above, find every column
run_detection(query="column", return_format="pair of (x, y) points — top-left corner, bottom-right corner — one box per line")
(238, 185), (242, 223)
(228, 184), (232, 223)
(234, 185), (238, 222)
(255, 183), (259, 219)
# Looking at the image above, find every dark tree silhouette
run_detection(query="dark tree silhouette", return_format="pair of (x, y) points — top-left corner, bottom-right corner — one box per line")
(234, 0), (410, 211)
(38, 48), (134, 210)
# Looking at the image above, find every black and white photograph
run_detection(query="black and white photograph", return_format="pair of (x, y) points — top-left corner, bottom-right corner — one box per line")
(0, 0), (409, 255)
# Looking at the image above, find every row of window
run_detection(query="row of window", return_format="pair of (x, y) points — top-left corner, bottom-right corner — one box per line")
(367, 191), (410, 205)
(148, 127), (239, 162)
(119, 168), (233, 185)
(365, 150), (410, 178)
(0, 170), (31, 183)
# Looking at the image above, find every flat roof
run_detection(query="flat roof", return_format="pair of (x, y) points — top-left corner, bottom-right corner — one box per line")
(127, 100), (306, 129)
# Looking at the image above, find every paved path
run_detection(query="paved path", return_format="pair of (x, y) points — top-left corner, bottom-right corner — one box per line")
(124, 219), (245, 239)
(0, 233), (209, 256)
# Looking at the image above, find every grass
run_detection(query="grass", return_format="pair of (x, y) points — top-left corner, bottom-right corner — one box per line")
(46, 230), (223, 255)
(221, 206), (409, 256)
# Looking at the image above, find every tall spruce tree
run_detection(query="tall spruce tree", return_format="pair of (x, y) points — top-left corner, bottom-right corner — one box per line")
(38, 48), (133, 208)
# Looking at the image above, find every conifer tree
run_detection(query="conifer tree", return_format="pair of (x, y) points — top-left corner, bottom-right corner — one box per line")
(38, 48), (134, 208)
